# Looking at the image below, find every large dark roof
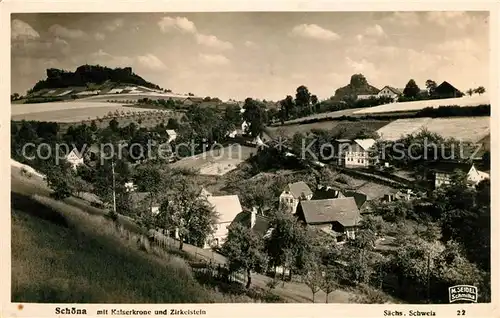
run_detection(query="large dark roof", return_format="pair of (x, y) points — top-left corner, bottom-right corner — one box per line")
(341, 190), (368, 210)
(230, 211), (271, 237)
(299, 197), (361, 227)
(312, 186), (344, 200)
(435, 81), (463, 96)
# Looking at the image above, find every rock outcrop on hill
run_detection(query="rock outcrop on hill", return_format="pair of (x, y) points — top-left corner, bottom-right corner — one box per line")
(332, 74), (380, 100)
(30, 65), (161, 93)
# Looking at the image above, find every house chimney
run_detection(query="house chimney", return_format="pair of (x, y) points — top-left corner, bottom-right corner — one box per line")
(250, 207), (257, 229)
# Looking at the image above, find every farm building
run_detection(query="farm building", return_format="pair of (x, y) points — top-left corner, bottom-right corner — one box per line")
(377, 86), (403, 101)
(279, 181), (313, 213)
(335, 138), (376, 168)
(434, 81), (464, 98)
(295, 197), (361, 242)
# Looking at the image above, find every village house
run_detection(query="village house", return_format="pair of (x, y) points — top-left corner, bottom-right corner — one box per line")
(295, 197), (361, 243)
(165, 129), (177, 143)
(231, 207), (273, 238)
(279, 181), (313, 213)
(425, 161), (489, 189)
(377, 86), (403, 101)
(201, 190), (243, 249)
(64, 148), (84, 170)
(124, 181), (137, 193)
(182, 97), (204, 106)
(335, 138), (376, 168)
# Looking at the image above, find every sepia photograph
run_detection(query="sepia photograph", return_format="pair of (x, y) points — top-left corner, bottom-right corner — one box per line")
(7, 7), (494, 312)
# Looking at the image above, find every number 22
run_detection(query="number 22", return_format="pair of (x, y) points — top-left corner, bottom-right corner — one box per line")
(457, 310), (466, 316)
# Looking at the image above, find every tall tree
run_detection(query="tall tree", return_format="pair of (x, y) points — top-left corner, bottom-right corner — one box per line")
(403, 79), (421, 99)
(157, 179), (218, 249)
(223, 223), (267, 288)
(242, 98), (267, 138)
(304, 263), (323, 303)
(425, 80), (437, 96)
(295, 85), (312, 115)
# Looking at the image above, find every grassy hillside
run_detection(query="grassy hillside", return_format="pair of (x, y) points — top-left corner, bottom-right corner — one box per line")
(266, 120), (390, 140)
(11, 177), (252, 303)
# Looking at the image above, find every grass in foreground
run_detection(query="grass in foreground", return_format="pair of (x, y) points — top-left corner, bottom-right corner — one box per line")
(11, 193), (253, 303)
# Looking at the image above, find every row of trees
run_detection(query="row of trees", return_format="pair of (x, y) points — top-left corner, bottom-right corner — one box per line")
(277, 86), (319, 123)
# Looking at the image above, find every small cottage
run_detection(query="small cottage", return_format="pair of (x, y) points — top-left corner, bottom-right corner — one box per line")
(279, 181), (313, 213)
(296, 197), (361, 242)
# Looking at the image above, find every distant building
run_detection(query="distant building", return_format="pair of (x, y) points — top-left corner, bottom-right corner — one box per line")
(64, 148), (84, 170)
(124, 181), (137, 193)
(377, 86), (403, 101)
(182, 97), (204, 106)
(356, 94), (378, 100)
(425, 162), (489, 189)
(165, 129), (177, 143)
(335, 139), (376, 168)
(295, 197), (361, 242)
(434, 81), (464, 98)
(279, 181), (313, 213)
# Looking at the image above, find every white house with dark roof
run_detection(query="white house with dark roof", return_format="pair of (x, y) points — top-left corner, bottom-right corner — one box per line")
(336, 138), (376, 168)
(64, 148), (84, 170)
(295, 197), (361, 242)
(377, 86), (403, 101)
(279, 181), (313, 213)
(201, 189), (243, 248)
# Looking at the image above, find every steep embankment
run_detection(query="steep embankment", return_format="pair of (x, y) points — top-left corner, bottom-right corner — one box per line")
(10, 167), (248, 303)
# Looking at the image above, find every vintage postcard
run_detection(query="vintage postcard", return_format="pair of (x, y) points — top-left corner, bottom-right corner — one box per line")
(1, 0), (498, 317)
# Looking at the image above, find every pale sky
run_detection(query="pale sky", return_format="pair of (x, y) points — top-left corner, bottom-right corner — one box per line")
(11, 12), (489, 101)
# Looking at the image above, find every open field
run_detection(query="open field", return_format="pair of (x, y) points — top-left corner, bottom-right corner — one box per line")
(12, 105), (171, 123)
(170, 145), (257, 176)
(376, 116), (490, 142)
(266, 120), (390, 140)
(81, 92), (196, 103)
(354, 94), (490, 115)
(281, 108), (365, 125)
